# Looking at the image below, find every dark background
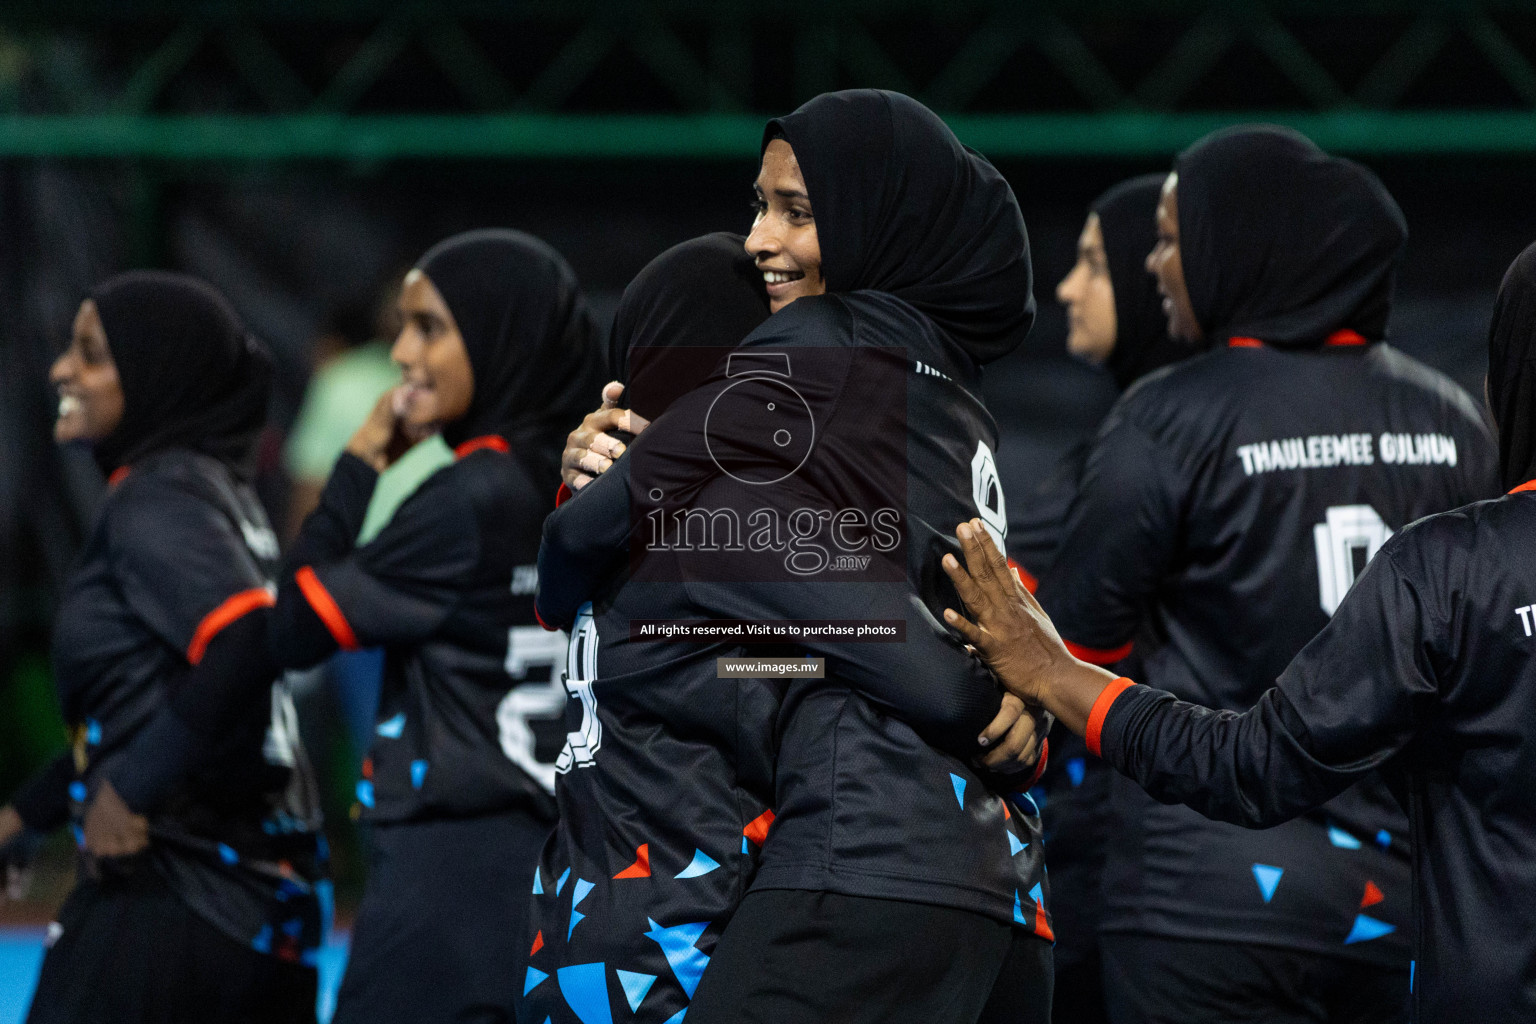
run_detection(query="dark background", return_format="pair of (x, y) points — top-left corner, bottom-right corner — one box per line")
(4, 0), (1536, 911)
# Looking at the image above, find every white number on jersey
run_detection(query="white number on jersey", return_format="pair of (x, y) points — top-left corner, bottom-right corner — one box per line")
(496, 625), (569, 794)
(556, 603), (602, 774)
(971, 440), (1008, 549)
(1313, 504), (1393, 616)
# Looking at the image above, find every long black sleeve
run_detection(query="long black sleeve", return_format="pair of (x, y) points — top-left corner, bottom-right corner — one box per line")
(271, 461), (478, 670)
(10, 752), (75, 832)
(284, 451), (378, 572)
(1037, 405), (1183, 662)
(535, 457), (634, 631)
(108, 609), (277, 814)
(1098, 540), (1437, 827)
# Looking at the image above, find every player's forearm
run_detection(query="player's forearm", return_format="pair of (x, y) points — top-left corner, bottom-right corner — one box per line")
(1038, 659), (1124, 738)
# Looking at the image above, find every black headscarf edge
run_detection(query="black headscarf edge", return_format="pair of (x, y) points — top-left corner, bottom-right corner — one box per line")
(89, 270), (271, 478)
(1173, 124), (1407, 349)
(1090, 173), (1207, 390)
(1488, 241), (1536, 490)
(761, 89), (1035, 366)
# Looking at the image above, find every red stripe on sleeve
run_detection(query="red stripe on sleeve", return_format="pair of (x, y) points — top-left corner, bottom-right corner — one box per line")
(295, 566), (360, 651)
(533, 604), (558, 632)
(1025, 738), (1049, 789)
(555, 482), (573, 508)
(1063, 639), (1134, 665)
(1006, 558), (1038, 594)
(1086, 677), (1137, 758)
(1227, 337), (1263, 348)
(1325, 329), (1368, 346)
(187, 588), (276, 665)
(453, 435), (509, 459)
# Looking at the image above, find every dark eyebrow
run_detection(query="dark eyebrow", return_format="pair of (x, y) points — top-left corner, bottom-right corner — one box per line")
(774, 188), (809, 201)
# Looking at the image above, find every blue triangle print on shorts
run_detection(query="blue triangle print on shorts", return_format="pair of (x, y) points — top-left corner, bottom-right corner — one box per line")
(1344, 914), (1396, 945)
(1251, 864), (1283, 903)
(644, 918), (711, 998)
(556, 962), (614, 1024)
(950, 773), (967, 809)
(1327, 825), (1363, 849)
(523, 966), (549, 996)
(615, 970), (657, 1012)
(1066, 758), (1086, 787)
(532, 867), (543, 895)
(675, 849), (720, 879)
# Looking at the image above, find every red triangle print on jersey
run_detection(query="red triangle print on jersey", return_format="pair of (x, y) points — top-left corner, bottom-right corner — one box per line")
(614, 844), (651, 879)
(744, 810), (776, 846)
(529, 930), (544, 956)
(1361, 880), (1385, 908)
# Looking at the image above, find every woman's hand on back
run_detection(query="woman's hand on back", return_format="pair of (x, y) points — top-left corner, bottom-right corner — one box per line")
(82, 779), (149, 863)
(942, 520), (1121, 736)
(561, 381), (650, 490)
(0, 806), (41, 901)
(975, 693), (1049, 773)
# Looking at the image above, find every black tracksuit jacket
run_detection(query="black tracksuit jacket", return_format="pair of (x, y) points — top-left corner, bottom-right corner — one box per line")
(1038, 340), (1496, 965)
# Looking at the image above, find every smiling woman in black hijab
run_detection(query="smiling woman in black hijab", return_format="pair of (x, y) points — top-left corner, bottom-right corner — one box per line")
(549, 90), (1043, 1024)
(87, 271), (272, 478)
(1034, 127), (1496, 1024)
(0, 271), (328, 1024)
(267, 228), (601, 1024)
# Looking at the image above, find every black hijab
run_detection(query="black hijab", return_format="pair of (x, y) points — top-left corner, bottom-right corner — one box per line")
(91, 271), (271, 478)
(764, 89), (1034, 365)
(1093, 174), (1201, 390)
(1487, 242), (1536, 490)
(1175, 125), (1407, 348)
(609, 232), (770, 423)
(415, 229), (603, 489)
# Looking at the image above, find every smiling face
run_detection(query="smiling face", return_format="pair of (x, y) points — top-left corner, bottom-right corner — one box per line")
(1057, 212), (1118, 364)
(745, 138), (827, 313)
(50, 298), (125, 445)
(1146, 173), (1204, 343)
(391, 270), (475, 430)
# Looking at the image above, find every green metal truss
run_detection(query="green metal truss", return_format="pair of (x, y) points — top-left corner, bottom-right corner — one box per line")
(2, 1), (1536, 159)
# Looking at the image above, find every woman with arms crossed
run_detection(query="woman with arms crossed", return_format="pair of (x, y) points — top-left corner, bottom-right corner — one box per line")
(1, 272), (325, 1024)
